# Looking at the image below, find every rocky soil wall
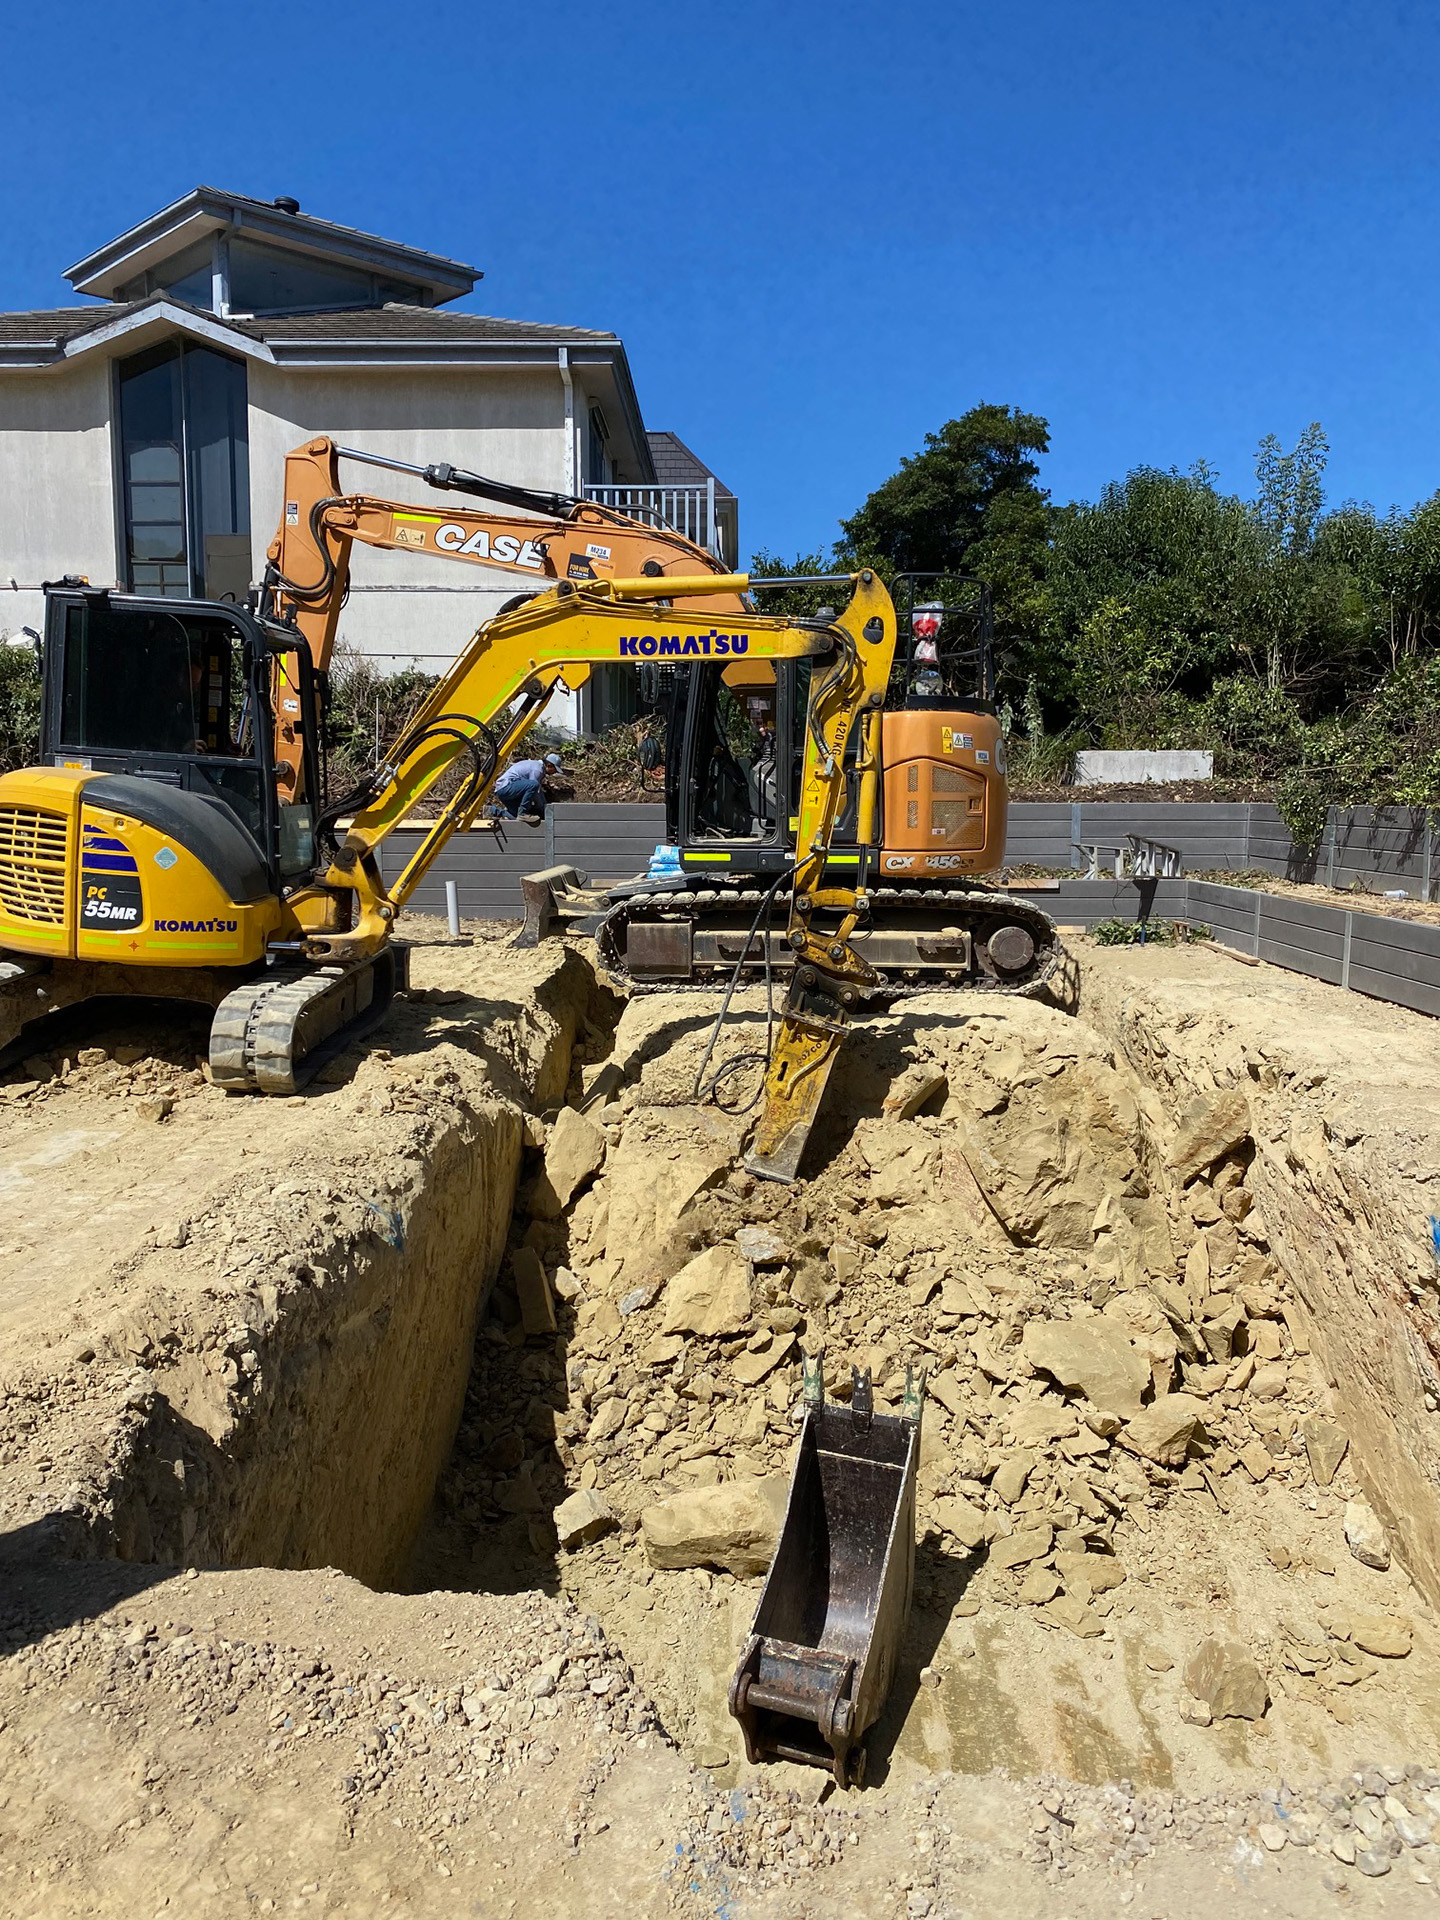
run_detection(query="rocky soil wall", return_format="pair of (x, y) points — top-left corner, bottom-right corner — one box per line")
(0, 935), (605, 1589)
(1081, 947), (1440, 1610)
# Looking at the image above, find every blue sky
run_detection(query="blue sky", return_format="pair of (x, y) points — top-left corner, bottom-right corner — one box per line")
(5, 0), (1439, 560)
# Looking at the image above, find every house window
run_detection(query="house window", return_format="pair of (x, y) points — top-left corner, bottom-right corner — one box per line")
(115, 236), (215, 308)
(586, 405), (611, 486)
(227, 238), (423, 315)
(117, 342), (251, 601)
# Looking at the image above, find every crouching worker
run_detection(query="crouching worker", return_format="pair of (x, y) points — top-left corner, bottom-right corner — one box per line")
(492, 752), (566, 822)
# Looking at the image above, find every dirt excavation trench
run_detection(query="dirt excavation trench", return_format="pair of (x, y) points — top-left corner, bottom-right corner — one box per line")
(2, 926), (1440, 1916)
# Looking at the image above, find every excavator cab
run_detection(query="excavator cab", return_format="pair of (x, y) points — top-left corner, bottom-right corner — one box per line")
(34, 586), (324, 907)
(590, 571), (1052, 1004)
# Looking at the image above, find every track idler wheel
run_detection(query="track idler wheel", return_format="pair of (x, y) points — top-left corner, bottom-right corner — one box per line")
(985, 924), (1036, 976)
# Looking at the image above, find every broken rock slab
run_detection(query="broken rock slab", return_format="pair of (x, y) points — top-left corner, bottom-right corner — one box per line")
(604, 1121), (733, 1279)
(1344, 1499), (1391, 1571)
(732, 1331), (796, 1387)
(1021, 1318), (1150, 1420)
(881, 1063), (948, 1120)
(990, 1451), (1035, 1506)
(989, 1524), (1053, 1570)
(512, 1246), (557, 1336)
(1005, 1402), (1079, 1448)
(1121, 1393), (1207, 1468)
(736, 1225), (788, 1267)
(931, 1495), (989, 1551)
(1166, 1087), (1252, 1185)
(1183, 1636), (1269, 1720)
(553, 1489), (616, 1550)
(641, 1476), (788, 1576)
(1347, 1613), (1413, 1658)
(660, 1246), (751, 1338)
(1301, 1413), (1349, 1487)
(527, 1105), (606, 1219)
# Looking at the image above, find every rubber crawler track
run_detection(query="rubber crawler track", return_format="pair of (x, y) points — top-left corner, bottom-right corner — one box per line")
(594, 882), (1062, 1001)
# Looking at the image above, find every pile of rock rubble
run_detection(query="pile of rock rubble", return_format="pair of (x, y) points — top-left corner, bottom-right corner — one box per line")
(431, 994), (1425, 1749)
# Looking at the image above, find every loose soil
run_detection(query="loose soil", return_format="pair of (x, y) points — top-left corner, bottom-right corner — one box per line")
(2, 927), (1439, 1915)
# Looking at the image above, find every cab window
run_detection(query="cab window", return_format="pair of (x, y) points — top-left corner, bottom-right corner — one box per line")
(59, 601), (251, 759)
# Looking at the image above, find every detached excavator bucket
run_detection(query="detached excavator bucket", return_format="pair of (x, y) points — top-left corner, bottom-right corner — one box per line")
(512, 865), (603, 947)
(729, 1361), (923, 1787)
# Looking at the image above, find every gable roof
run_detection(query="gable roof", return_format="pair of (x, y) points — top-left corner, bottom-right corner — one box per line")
(65, 187), (479, 306)
(0, 298), (617, 369)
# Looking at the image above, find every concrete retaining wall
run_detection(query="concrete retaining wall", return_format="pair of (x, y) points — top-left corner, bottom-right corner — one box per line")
(1002, 876), (1440, 1021)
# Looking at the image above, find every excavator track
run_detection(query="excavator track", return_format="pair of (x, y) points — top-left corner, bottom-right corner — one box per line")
(593, 881), (1062, 1000)
(208, 946), (408, 1093)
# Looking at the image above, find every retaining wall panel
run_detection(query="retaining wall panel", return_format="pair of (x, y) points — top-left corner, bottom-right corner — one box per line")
(1349, 934), (1440, 984)
(1257, 941), (1342, 984)
(1345, 914), (1440, 959)
(1347, 966), (1440, 1018)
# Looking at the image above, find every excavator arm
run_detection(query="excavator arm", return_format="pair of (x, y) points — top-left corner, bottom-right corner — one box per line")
(262, 437), (744, 796)
(281, 568), (896, 1179)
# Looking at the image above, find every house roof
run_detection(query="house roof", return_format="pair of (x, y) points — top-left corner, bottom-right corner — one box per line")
(65, 187), (480, 305)
(0, 299), (617, 365)
(0, 302), (152, 348)
(646, 430), (735, 501)
(232, 305), (614, 346)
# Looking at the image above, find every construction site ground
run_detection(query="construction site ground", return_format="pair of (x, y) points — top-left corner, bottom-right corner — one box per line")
(2, 920), (1440, 1917)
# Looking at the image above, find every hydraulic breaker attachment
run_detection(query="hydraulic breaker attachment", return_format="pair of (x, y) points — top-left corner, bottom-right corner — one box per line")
(743, 990), (848, 1184)
(744, 924), (880, 1184)
(729, 1359), (924, 1787)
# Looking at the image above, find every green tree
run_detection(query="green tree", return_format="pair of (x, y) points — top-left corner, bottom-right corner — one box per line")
(838, 404), (1050, 573)
(1245, 422), (1334, 692)
(1040, 464), (1262, 721)
(836, 405), (1052, 657)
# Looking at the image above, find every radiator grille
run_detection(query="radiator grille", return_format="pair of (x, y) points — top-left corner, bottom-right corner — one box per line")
(931, 763), (977, 794)
(0, 807), (69, 924)
(930, 798), (985, 846)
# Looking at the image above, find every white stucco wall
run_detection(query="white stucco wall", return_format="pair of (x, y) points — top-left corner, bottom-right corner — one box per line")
(0, 359), (117, 640)
(247, 362), (587, 728)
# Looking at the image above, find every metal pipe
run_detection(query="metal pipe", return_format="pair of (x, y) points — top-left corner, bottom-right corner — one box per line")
(749, 573), (855, 589)
(445, 879), (461, 939)
(336, 445), (429, 479)
(558, 348), (576, 497)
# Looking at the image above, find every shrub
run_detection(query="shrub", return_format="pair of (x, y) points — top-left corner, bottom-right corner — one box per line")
(0, 643), (42, 773)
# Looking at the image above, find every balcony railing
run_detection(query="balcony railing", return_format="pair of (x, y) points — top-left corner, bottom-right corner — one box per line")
(584, 480), (737, 568)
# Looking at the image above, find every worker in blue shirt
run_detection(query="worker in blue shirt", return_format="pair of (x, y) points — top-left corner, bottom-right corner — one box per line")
(492, 752), (565, 821)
